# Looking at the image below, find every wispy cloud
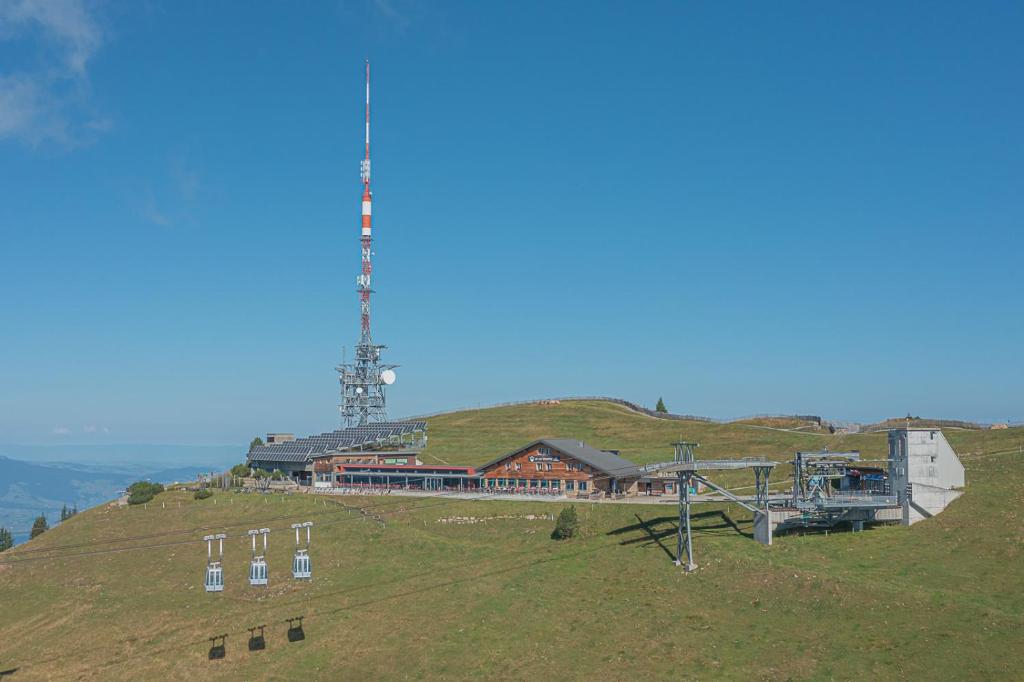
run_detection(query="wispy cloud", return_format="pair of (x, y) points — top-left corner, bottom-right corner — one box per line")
(171, 154), (201, 202)
(52, 425), (71, 435)
(372, 0), (408, 28)
(140, 154), (202, 227)
(0, 0), (109, 146)
(141, 187), (172, 227)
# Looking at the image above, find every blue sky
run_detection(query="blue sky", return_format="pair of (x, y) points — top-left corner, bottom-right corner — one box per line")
(1, 1), (1021, 446)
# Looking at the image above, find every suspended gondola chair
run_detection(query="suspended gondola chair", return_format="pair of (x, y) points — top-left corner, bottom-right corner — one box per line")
(203, 533), (226, 593)
(291, 521), (313, 580)
(248, 528), (270, 586)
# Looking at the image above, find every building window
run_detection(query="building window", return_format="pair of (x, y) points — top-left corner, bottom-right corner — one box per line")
(565, 480), (574, 491)
(505, 462), (511, 470)
(539, 446), (551, 456)
(540, 479), (548, 489)
(515, 463), (522, 471)
(535, 463), (541, 471)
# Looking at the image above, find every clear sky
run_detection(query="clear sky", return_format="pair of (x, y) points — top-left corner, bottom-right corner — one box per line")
(1, 1), (1021, 446)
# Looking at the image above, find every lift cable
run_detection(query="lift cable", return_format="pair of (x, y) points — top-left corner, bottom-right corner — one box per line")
(0, 490), (504, 566)
(4, 487), (481, 557)
(32, 514), (694, 677)
(5, 453), (662, 557)
(3, 450), (785, 563)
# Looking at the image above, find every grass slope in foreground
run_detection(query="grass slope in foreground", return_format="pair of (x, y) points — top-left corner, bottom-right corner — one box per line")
(0, 402), (1021, 680)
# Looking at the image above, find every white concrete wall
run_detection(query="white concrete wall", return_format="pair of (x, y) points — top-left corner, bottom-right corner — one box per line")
(889, 429), (966, 525)
(906, 429), (965, 489)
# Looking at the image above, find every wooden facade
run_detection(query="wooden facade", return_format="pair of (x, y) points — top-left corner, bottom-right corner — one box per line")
(478, 442), (622, 496)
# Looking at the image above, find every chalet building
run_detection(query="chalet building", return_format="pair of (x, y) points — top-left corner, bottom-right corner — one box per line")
(475, 439), (641, 496)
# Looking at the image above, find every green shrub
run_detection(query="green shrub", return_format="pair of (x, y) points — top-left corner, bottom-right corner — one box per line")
(127, 481), (165, 505)
(271, 469), (284, 481)
(193, 488), (213, 500)
(551, 506), (580, 540)
(230, 463), (251, 477)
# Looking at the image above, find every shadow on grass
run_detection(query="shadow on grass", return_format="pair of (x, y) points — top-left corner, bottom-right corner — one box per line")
(22, 502), (759, 675)
(607, 509), (754, 557)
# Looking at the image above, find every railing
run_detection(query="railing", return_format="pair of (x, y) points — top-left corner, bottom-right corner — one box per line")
(813, 493), (899, 508)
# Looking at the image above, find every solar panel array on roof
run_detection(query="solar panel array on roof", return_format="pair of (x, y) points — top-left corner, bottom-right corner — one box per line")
(247, 421), (427, 464)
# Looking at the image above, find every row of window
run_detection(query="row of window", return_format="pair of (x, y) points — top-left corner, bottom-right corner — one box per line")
(503, 461), (585, 472)
(485, 478), (588, 491)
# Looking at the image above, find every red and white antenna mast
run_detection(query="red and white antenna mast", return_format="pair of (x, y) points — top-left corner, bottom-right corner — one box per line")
(358, 59), (373, 342)
(338, 59), (397, 427)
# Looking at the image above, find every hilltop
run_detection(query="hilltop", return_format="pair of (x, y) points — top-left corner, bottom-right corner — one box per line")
(420, 399), (1014, 471)
(0, 401), (1021, 679)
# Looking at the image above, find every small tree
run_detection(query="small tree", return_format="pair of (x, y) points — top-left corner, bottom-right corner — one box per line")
(194, 488), (213, 500)
(250, 436), (265, 450)
(0, 527), (13, 552)
(230, 462), (251, 477)
(271, 469), (285, 481)
(60, 504), (68, 522)
(655, 397), (668, 413)
(30, 515), (49, 539)
(551, 506), (580, 540)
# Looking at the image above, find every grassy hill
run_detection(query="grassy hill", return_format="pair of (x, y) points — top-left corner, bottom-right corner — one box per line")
(0, 401), (1021, 680)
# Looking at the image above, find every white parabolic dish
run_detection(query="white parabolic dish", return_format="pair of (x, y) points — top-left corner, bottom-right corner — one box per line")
(380, 369), (396, 385)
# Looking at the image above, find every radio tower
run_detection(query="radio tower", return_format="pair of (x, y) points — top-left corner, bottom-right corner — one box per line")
(337, 60), (397, 426)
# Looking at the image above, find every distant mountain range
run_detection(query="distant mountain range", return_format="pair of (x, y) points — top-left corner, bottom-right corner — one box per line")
(0, 445), (241, 545)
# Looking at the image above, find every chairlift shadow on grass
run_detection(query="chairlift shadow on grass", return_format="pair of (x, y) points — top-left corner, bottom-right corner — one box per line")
(286, 616), (305, 643)
(248, 625), (266, 652)
(0, 667), (18, 678)
(207, 635), (227, 660)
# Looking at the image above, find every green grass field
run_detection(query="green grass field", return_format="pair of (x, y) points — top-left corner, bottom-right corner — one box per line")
(0, 401), (1021, 680)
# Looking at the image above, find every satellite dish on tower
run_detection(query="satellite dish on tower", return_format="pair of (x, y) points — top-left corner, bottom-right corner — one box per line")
(355, 387), (363, 394)
(380, 369), (396, 385)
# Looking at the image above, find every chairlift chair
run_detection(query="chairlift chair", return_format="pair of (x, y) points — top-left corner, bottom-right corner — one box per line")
(203, 534), (226, 593)
(291, 521), (313, 580)
(248, 528), (270, 586)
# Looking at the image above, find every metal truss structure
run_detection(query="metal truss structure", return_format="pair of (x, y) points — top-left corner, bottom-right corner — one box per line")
(638, 442), (777, 572)
(337, 60), (397, 427)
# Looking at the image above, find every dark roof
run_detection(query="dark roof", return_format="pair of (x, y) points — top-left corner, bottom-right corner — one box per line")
(247, 421), (427, 464)
(476, 439), (639, 479)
